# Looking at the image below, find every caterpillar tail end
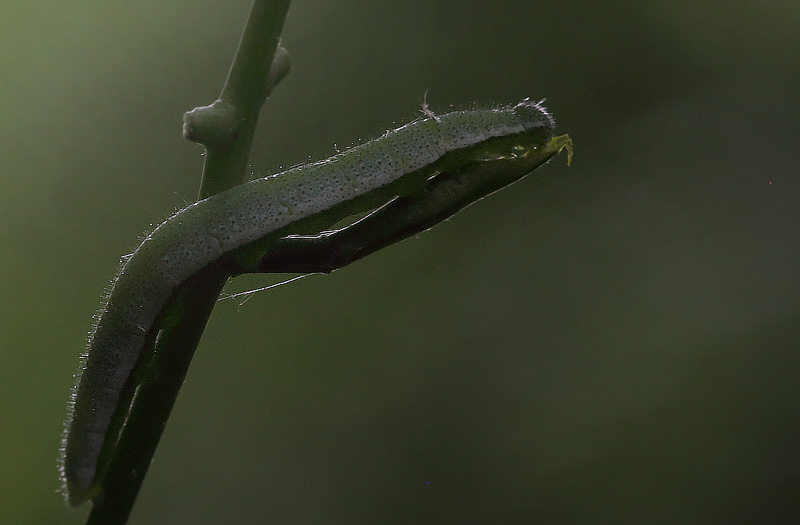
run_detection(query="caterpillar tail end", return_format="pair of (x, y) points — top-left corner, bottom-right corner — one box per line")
(62, 464), (101, 507)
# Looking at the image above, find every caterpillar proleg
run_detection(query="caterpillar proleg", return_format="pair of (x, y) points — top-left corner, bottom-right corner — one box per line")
(60, 98), (569, 506)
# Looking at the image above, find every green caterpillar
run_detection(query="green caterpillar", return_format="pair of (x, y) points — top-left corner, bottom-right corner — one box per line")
(60, 98), (570, 506)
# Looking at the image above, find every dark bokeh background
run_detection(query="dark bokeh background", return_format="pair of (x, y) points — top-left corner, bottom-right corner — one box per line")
(1, 1), (798, 523)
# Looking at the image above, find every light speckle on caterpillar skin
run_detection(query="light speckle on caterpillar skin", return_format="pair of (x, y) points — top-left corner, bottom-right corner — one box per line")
(60, 98), (557, 506)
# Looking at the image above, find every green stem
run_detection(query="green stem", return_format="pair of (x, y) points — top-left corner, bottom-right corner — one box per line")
(86, 268), (228, 525)
(87, 2), (291, 523)
(185, 0), (292, 198)
(82, 0), (571, 520)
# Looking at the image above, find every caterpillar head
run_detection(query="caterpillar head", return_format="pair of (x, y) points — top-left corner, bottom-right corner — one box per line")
(513, 98), (555, 132)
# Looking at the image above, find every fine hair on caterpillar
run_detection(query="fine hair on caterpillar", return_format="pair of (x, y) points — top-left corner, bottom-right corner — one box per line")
(60, 98), (566, 506)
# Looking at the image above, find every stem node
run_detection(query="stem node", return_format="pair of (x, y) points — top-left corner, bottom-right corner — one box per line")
(182, 99), (240, 146)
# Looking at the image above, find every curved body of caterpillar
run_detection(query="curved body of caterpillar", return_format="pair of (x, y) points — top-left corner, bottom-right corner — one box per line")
(60, 98), (556, 506)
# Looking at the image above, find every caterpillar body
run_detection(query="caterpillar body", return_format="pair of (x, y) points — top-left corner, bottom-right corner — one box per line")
(61, 98), (560, 506)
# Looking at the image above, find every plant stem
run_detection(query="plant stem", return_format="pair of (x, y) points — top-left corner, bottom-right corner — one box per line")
(186, 0), (292, 198)
(86, 2), (291, 523)
(86, 268), (228, 525)
(239, 136), (572, 275)
(83, 0), (571, 520)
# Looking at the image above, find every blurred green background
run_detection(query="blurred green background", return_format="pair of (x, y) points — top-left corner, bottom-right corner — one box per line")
(2, 1), (799, 523)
